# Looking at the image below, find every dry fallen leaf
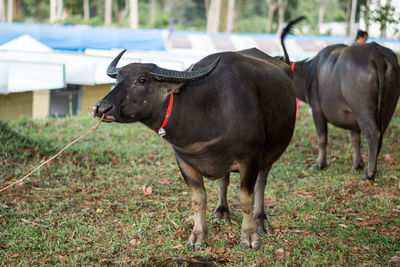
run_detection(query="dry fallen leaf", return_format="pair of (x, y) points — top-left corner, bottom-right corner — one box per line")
(161, 179), (171, 185)
(383, 154), (395, 164)
(58, 255), (66, 264)
(391, 256), (400, 263)
(274, 248), (285, 260)
(129, 239), (138, 246)
(119, 257), (130, 262)
(141, 185), (152, 196)
(355, 219), (384, 226)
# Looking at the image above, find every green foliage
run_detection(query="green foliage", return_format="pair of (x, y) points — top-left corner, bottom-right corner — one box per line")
(10, 0), (351, 34)
(0, 102), (399, 265)
(236, 16), (267, 33)
(370, 1), (400, 36)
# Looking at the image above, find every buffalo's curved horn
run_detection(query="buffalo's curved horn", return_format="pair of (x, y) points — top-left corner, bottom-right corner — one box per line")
(107, 49), (127, 78)
(150, 56), (221, 83)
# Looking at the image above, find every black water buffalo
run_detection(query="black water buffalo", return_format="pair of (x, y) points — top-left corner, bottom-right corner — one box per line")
(281, 18), (400, 183)
(94, 48), (296, 249)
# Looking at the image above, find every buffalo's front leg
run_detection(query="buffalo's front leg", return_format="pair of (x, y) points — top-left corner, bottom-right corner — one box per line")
(349, 130), (365, 170)
(214, 174), (230, 222)
(254, 168), (273, 235)
(175, 156), (207, 250)
(239, 162), (260, 250)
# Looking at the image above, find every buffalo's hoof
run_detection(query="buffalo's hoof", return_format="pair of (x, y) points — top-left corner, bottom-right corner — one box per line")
(186, 241), (204, 251)
(240, 231), (259, 250)
(214, 206), (230, 223)
(311, 162), (326, 170)
(214, 211), (230, 223)
(353, 161), (365, 170)
(240, 241), (250, 249)
(255, 217), (274, 236)
(240, 241), (260, 250)
(186, 231), (206, 250)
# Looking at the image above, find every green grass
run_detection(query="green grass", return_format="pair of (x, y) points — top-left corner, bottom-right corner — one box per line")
(1, 102), (399, 266)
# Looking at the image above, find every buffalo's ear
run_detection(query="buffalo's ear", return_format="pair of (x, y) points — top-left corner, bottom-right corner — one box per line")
(161, 82), (184, 94)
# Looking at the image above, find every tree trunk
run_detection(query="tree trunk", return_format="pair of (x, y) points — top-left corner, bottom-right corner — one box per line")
(129, 0), (138, 29)
(105, 0), (112, 26)
(207, 0), (222, 33)
(265, 0), (277, 33)
(7, 0), (12, 22)
(50, 0), (56, 22)
(276, 0), (287, 35)
(84, 0), (90, 20)
(345, 0), (351, 35)
(380, 0), (390, 38)
(0, 0), (4, 22)
(225, 0), (235, 33)
(14, 0), (20, 20)
(120, 0), (129, 25)
(204, 0), (209, 18)
(349, 0), (357, 37)
(56, 0), (63, 21)
(233, 0), (242, 31)
(318, 2), (325, 33)
(318, 3), (325, 25)
(113, 0), (119, 24)
(150, 0), (156, 25)
(365, 0), (370, 32)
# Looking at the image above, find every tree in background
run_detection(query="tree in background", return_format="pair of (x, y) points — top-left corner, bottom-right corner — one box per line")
(265, 0), (278, 33)
(83, 0), (89, 20)
(370, 0), (399, 38)
(5, 0), (396, 38)
(276, 0), (288, 34)
(225, 0), (235, 33)
(7, 0), (12, 22)
(104, 0), (111, 25)
(206, 0), (221, 33)
(0, 0), (5, 22)
(130, 0), (138, 28)
(50, 0), (64, 23)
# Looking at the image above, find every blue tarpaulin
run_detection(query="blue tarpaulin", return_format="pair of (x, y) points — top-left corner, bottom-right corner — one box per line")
(0, 23), (165, 51)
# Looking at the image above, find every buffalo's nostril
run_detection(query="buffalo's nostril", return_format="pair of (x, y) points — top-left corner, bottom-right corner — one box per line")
(96, 101), (113, 115)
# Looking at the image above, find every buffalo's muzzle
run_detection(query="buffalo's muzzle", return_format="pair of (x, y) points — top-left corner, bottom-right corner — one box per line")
(94, 100), (116, 122)
(95, 101), (113, 115)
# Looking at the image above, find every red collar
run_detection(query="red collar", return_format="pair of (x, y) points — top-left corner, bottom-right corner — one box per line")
(152, 94), (174, 137)
(291, 62), (296, 71)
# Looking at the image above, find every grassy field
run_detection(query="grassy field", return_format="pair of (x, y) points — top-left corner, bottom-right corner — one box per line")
(1, 102), (399, 266)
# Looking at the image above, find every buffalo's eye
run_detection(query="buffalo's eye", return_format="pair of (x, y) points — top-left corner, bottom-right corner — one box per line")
(136, 77), (147, 86)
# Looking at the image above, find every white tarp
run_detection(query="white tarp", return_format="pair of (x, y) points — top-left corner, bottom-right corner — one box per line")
(0, 61), (65, 94)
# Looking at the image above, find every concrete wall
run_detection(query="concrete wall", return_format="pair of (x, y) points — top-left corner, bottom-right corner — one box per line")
(80, 84), (111, 116)
(0, 92), (33, 120)
(32, 90), (50, 119)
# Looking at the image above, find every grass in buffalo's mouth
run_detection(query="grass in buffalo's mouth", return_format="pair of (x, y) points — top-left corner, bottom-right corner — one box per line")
(1, 102), (399, 266)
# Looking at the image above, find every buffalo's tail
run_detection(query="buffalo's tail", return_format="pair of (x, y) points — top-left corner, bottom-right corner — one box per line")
(280, 16), (305, 65)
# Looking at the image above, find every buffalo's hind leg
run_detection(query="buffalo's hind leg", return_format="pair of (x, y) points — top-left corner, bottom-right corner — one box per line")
(349, 130), (365, 170)
(358, 118), (381, 182)
(311, 110), (328, 169)
(176, 156), (208, 250)
(214, 174), (230, 222)
(238, 161), (260, 250)
(254, 167), (273, 236)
